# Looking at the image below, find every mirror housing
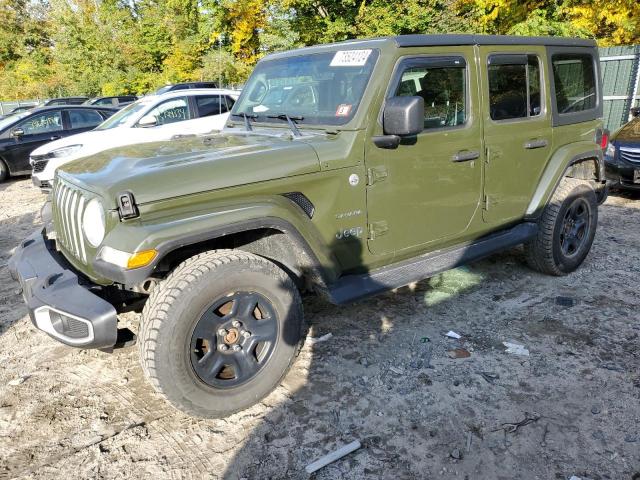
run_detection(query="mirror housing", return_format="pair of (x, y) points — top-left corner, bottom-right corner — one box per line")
(374, 96), (424, 149)
(631, 106), (640, 118)
(138, 115), (157, 128)
(383, 96), (424, 136)
(10, 127), (24, 138)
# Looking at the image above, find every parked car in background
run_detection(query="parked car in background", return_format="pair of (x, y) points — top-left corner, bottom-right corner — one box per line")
(42, 97), (90, 106)
(0, 105), (116, 182)
(605, 107), (640, 191)
(154, 81), (218, 95)
(84, 96), (138, 108)
(31, 89), (240, 189)
(10, 105), (36, 114)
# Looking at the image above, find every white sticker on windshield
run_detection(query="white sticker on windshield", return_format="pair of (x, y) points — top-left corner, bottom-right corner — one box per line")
(330, 49), (372, 67)
(253, 105), (269, 113)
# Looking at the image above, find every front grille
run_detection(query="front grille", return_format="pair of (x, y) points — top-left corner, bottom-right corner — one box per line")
(32, 159), (48, 173)
(51, 178), (88, 264)
(620, 147), (640, 164)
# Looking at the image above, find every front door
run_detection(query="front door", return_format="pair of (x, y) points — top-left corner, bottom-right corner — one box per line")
(478, 45), (553, 225)
(365, 47), (483, 256)
(5, 110), (64, 173)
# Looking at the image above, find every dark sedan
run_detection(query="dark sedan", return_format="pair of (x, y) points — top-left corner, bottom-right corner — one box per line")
(605, 107), (640, 191)
(0, 105), (116, 182)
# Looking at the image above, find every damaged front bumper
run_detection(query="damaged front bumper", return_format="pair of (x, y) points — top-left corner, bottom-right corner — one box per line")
(8, 228), (118, 349)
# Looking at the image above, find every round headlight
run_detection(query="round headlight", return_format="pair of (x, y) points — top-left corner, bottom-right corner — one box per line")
(83, 199), (105, 247)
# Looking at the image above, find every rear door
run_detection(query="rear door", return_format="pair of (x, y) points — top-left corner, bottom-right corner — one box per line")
(192, 94), (232, 131)
(479, 45), (553, 225)
(65, 108), (106, 136)
(3, 110), (64, 173)
(365, 46), (483, 256)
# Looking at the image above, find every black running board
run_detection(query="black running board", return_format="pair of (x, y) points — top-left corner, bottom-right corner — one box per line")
(327, 222), (538, 305)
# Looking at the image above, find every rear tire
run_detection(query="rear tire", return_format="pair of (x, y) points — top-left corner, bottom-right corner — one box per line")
(138, 249), (304, 418)
(0, 158), (8, 182)
(524, 177), (598, 276)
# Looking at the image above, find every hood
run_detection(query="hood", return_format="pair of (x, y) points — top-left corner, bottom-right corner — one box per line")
(32, 130), (104, 156)
(58, 131), (321, 205)
(613, 117), (640, 144)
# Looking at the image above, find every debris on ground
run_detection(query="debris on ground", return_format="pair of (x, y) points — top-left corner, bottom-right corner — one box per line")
(555, 296), (576, 307)
(445, 331), (462, 339)
(307, 333), (333, 345)
(503, 341), (530, 356)
(492, 412), (541, 434)
(389, 366), (404, 375)
(305, 440), (362, 474)
(478, 372), (499, 383)
(447, 348), (471, 359)
(450, 448), (463, 460)
(420, 336), (430, 343)
(7, 376), (28, 386)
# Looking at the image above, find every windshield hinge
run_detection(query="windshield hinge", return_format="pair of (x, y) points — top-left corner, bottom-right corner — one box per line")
(368, 221), (389, 240)
(366, 166), (388, 186)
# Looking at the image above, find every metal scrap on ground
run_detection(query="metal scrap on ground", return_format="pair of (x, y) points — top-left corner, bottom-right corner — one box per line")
(305, 440), (362, 474)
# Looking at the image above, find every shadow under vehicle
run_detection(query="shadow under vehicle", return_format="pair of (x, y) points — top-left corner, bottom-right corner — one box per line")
(10, 34), (607, 418)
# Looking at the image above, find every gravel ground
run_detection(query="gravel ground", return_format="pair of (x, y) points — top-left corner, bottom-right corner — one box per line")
(0, 177), (639, 480)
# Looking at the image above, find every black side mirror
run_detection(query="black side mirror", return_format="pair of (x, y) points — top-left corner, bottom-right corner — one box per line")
(631, 107), (640, 118)
(10, 127), (24, 138)
(374, 96), (424, 149)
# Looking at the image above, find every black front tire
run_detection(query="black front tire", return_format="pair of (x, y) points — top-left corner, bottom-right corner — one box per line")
(525, 177), (598, 276)
(138, 249), (304, 418)
(0, 159), (8, 182)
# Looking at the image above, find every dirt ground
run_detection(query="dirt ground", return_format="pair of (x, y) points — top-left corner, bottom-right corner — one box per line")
(0, 177), (639, 480)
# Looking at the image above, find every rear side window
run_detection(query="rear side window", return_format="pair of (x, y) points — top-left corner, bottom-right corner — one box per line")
(488, 55), (541, 121)
(94, 98), (114, 106)
(393, 57), (467, 130)
(552, 54), (596, 114)
(196, 95), (223, 117)
(69, 109), (104, 129)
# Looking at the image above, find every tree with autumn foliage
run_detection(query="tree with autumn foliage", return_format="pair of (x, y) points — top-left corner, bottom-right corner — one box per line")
(0, 0), (639, 100)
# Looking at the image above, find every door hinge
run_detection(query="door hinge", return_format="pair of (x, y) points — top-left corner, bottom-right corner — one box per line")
(483, 194), (490, 210)
(366, 166), (388, 186)
(368, 221), (389, 240)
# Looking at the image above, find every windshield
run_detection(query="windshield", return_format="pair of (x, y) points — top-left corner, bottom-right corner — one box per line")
(0, 111), (31, 131)
(95, 100), (150, 130)
(232, 49), (379, 126)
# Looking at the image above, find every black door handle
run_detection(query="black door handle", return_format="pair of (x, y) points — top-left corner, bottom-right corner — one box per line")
(452, 150), (480, 162)
(524, 139), (548, 149)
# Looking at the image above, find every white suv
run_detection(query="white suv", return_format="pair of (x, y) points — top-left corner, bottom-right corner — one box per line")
(31, 89), (240, 190)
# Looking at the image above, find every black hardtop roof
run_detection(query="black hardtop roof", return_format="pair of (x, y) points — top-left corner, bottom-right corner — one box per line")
(264, 34), (597, 60)
(394, 34), (597, 48)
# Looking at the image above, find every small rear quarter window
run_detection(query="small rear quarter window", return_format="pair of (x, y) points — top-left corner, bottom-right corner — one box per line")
(552, 54), (596, 114)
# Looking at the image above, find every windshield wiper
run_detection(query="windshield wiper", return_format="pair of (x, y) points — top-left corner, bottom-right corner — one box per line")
(267, 113), (304, 137)
(230, 112), (257, 131)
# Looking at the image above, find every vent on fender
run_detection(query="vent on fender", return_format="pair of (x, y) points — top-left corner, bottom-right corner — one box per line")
(282, 192), (315, 218)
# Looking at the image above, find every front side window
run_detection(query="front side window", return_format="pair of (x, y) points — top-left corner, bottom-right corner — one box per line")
(69, 109), (104, 129)
(488, 55), (541, 121)
(394, 58), (467, 129)
(145, 97), (190, 125)
(232, 49), (379, 126)
(18, 111), (63, 135)
(552, 54), (596, 114)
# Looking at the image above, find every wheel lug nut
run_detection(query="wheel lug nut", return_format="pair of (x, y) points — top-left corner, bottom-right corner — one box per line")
(242, 331), (251, 338)
(219, 344), (229, 352)
(232, 320), (242, 328)
(232, 345), (242, 352)
(218, 328), (227, 336)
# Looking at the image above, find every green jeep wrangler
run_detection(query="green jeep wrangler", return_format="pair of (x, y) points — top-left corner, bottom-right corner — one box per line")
(10, 35), (607, 418)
